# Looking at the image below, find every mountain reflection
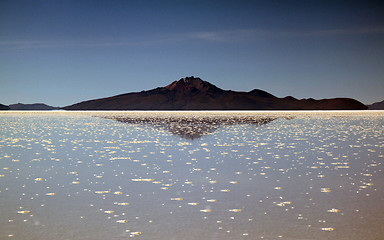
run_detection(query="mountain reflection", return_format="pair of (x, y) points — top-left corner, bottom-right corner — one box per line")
(104, 115), (278, 139)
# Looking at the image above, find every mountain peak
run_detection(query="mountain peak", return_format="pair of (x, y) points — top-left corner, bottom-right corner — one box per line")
(63, 76), (368, 110)
(165, 76), (221, 93)
(180, 76), (202, 84)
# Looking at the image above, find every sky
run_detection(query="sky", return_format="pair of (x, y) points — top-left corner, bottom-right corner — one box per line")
(1, 0), (383, 107)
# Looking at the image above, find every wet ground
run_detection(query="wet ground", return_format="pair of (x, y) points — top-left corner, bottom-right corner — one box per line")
(0, 111), (383, 239)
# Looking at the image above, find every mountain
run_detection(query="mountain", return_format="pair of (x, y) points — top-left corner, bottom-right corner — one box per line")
(368, 100), (384, 110)
(0, 103), (10, 110)
(9, 103), (59, 110)
(63, 76), (368, 110)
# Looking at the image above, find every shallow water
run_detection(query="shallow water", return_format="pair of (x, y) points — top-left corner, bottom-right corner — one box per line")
(0, 111), (383, 239)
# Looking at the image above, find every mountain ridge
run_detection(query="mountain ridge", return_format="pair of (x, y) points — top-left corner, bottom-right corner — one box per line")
(63, 76), (368, 110)
(368, 100), (384, 110)
(0, 103), (10, 110)
(9, 103), (59, 110)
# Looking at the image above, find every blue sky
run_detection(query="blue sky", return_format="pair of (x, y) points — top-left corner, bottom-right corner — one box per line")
(1, 0), (383, 106)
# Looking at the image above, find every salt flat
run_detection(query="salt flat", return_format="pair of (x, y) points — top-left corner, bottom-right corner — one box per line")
(0, 111), (383, 239)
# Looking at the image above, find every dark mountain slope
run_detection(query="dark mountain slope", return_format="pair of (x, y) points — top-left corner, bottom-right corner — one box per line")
(63, 76), (367, 110)
(0, 104), (10, 110)
(368, 100), (384, 110)
(9, 103), (59, 110)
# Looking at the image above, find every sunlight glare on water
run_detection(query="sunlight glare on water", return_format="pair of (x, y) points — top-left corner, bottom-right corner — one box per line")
(0, 111), (383, 239)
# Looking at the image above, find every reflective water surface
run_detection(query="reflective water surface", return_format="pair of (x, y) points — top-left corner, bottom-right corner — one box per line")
(0, 111), (383, 240)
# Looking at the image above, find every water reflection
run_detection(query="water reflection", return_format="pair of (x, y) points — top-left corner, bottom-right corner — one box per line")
(104, 115), (277, 139)
(0, 111), (383, 240)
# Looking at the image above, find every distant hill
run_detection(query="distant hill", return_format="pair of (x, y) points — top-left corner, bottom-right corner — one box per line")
(9, 103), (59, 110)
(368, 100), (384, 110)
(63, 76), (368, 110)
(0, 103), (10, 110)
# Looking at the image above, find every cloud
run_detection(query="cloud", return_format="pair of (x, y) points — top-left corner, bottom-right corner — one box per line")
(1, 27), (383, 49)
(283, 27), (384, 37)
(0, 39), (141, 49)
(190, 27), (384, 40)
